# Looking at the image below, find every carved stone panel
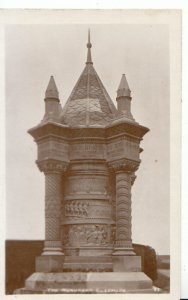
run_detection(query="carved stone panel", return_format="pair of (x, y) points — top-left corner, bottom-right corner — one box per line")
(64, 224), (112, 247)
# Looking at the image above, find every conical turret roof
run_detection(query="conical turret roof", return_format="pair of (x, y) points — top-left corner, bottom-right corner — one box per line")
(61, 31), (117, 127)
(117, 74), (131, 98)
(45, 76), (59, 100)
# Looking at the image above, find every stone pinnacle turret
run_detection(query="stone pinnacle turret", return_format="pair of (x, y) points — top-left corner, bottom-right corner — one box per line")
(43, 76), (62, 122)
(45, 75), (59, 100)
(116, 74), (133, 119)
(117, 74), (131, 98)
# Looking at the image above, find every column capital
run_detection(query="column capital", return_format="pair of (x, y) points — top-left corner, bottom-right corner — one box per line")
(36, 159), (68, 174)
(108, 159), (140, 173)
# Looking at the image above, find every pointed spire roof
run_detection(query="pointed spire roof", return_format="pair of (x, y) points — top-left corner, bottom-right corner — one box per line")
(86, 29), (93, 64)
(117, 74), (131, 98)
(45, 76), (59, 100)
(61, 32), (117, 127)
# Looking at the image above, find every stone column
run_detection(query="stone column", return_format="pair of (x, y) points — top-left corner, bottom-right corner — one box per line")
(114, 170), (134, 255)
(43, 171), (63, 255)
(36, 159), (67, 272)
(109, 160), (139, 256)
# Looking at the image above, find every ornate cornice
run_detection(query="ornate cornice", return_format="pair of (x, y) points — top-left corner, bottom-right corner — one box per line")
(106, 122), (149, 139)
(108, 159), (140, 173)
(36, 159), (68, 174)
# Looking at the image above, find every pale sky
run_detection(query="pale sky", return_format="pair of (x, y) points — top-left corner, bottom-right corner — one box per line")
(5, 24), (170, 254)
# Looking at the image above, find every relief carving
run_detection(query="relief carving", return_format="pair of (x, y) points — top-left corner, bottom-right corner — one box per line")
(64, 224), (112, 246)
(64, 200), (112, 219)
(65, 201), (89, 217)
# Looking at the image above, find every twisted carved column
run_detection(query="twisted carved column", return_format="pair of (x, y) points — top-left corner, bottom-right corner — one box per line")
(37, 160), (67, 256)
(109, 159), (139, 256)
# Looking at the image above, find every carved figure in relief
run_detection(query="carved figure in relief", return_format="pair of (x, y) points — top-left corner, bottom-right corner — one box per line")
(64, 224), (112, 246)
(86, 226), (98, 244)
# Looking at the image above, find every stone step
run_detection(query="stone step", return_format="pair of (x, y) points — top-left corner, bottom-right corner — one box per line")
(24, 272), (153, 292)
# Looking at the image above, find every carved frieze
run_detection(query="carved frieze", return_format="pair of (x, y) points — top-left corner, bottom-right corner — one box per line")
(64, 224), (112, 247)
(65, 200), (89, 217)
(63, 200), (112, 220)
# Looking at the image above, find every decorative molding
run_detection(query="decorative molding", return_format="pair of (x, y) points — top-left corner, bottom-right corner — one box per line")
(106, 122), (149, 139)
(62, 218), (114, 225)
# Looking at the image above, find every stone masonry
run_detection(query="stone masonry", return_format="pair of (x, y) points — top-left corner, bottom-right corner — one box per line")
(18, 30), (152, 293)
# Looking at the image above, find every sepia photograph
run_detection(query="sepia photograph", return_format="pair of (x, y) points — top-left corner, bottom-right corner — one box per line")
(1, 9), (181, 297)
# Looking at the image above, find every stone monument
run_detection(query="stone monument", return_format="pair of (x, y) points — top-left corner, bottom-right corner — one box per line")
(18, 31), (153, 293)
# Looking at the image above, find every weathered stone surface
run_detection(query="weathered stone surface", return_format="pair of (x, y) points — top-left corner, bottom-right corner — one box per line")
(35, 255), (64, 272)
(25, 272), (152, 292)
(112, 256), (141, 272)
(38, 139), (69, 162)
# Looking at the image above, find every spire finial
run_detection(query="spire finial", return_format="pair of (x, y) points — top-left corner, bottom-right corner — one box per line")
(86, 29), (93, 64)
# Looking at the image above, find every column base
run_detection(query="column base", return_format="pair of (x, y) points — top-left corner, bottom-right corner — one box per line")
(113, 248), (135, 256)
(35, 255), (64, 272)
(42, 240), (64, 256)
